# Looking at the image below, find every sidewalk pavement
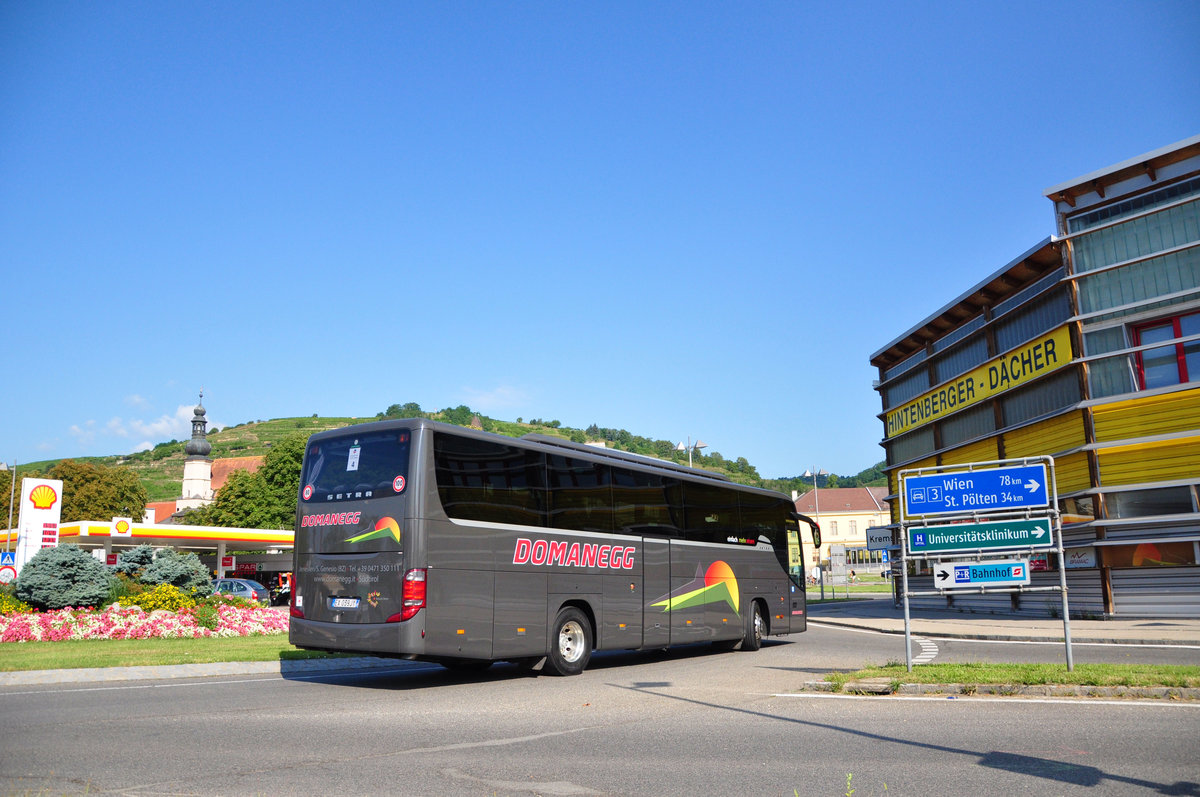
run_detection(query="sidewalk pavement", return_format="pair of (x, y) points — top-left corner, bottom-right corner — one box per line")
(806, 596), (1200, 646)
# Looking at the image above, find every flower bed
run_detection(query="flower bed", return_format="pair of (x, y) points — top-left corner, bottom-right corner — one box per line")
(0, 604), (290, 643)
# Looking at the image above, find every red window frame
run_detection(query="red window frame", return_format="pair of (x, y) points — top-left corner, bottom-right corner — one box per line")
(1133, 310), (1200, 389)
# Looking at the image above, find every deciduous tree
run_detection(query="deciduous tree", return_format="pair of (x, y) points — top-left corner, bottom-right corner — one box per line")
(46, 460), (148, 522)
(187, 433), (306, 529)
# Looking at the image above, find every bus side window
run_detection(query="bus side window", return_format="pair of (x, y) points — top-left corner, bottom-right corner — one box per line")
(612, 468), (682, 536)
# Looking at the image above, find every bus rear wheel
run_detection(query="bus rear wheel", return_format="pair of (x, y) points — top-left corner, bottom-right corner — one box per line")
(545, 606), (592, 676)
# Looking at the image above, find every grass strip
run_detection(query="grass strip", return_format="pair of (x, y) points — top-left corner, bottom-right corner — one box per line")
(827, 661), (1200, 691)
(0, 635), (342, 672)
(806, 582), (895, 595)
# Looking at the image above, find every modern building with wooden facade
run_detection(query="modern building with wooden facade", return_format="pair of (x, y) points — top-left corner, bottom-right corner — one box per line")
(870, 134), (1200, 618)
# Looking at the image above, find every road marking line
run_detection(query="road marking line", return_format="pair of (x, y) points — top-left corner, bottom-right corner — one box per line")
(911, 635), (939, 664)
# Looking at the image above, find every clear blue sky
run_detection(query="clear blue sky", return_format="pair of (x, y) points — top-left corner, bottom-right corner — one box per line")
(3, 2), (1198, 479)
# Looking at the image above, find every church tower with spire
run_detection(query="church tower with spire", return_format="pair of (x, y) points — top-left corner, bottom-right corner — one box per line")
(177, 391), (214, 511)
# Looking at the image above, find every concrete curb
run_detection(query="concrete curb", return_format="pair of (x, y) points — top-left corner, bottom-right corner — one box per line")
(802, 679), (1200, 701)
(0, 656), (407, 687)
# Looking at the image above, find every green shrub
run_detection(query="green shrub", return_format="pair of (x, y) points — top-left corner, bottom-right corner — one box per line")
(107, 572), (146, 606)
(114, 544), (155, 577)
(142, 549), (212, 595)
(14, 544), (114, 610)
(126, 583), (196, 612)
(191, 602), (219, 629)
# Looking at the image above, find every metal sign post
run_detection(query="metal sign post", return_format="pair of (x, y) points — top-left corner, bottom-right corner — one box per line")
(899, 456), (1072, 672)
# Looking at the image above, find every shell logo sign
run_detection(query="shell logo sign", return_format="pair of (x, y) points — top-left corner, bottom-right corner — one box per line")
(112, 517), (134, 537)
(16, 478), (65, 574)
(29, 483), (58, 510)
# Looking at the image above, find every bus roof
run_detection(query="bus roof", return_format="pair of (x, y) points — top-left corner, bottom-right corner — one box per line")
(520, 433), (731, 483)
(309, 418), (797, 498)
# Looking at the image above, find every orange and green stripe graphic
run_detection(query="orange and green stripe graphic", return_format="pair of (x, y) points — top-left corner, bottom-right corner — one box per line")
(345, 516), (401, 544)
(651, 561), (739, 614)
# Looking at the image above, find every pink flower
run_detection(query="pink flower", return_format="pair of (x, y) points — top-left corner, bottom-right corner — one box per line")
(0, 604), (289, 643)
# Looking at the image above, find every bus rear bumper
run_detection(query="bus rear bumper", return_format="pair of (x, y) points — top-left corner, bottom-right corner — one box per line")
(289, 617), (419, 657)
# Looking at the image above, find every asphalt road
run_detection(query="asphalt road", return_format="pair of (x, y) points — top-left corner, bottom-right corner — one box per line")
(2, 627), (1197, 796)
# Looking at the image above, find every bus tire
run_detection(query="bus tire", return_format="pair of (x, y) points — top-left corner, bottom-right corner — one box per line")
(741, 601), (764, 652)
(545, 606), (592, 676)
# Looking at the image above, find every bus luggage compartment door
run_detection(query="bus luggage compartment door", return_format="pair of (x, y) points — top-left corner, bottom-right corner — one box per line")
(424, 567), (494, 660)
(641, 538), (670, 648)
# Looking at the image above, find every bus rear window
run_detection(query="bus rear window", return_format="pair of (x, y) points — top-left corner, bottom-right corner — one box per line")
(301, 430), (411, 503)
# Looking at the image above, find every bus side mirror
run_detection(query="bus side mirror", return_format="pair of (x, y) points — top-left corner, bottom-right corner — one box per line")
(791, 512), (821, 549)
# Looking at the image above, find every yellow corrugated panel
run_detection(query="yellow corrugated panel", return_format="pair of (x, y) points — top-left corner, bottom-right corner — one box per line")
(1053, 452), (1091, 494)
(1097, 436), (1200, 486)
(1093, 389), (1200, 442)
(890, 457), (940, 482)
(1004, 412), (1087, 458)
(941, 438), (998, 467)
(888, 456), (938, 522)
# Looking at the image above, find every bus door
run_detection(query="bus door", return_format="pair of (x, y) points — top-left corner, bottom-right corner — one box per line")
(788, 514), (818, 633)
(667, 541), (711, 645)
(641, 537), (671, 648)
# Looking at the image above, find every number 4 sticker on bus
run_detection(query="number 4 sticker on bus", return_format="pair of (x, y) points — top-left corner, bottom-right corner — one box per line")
(347, 445), (361, 471)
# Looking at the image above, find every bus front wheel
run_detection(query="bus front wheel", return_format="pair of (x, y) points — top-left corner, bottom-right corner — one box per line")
(545, 606), (592, 676)
(741, 601), (764, 652)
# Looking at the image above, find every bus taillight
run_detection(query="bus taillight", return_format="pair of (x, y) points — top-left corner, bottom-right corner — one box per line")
(289, 587), (304, 620)
(390, 568), (426, 622)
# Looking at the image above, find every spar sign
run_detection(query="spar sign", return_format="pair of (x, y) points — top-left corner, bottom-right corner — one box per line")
(16, 478), (64, 573)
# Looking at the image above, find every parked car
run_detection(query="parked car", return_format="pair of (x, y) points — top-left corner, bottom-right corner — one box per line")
(211, 578), (271, 606)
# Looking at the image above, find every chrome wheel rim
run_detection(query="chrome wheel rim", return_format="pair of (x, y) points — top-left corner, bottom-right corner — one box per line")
(559, 620), (585, 663)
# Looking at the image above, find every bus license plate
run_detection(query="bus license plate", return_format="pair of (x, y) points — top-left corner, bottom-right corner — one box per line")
(331, 597), (360, 609)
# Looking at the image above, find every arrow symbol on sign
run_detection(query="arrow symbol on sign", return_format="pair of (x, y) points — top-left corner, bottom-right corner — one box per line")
(1033, 527), (1047, 538)
(936, 568), (951, 583)
(1025, 479), (1041, 493)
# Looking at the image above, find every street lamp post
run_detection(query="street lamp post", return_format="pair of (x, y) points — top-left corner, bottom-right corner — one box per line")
(675, 437), (708, 468)
(4, 462), (14, 553)
(802, 466), (829, 589)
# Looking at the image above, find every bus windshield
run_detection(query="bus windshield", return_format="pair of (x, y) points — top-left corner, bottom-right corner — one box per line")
(301, 429), (411, 503)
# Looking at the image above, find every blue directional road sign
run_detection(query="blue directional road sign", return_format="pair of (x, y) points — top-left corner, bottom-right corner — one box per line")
(908, 517), (1053, 554)
(904, 464), (1048, 517)
(935, 559), (1030, 589)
